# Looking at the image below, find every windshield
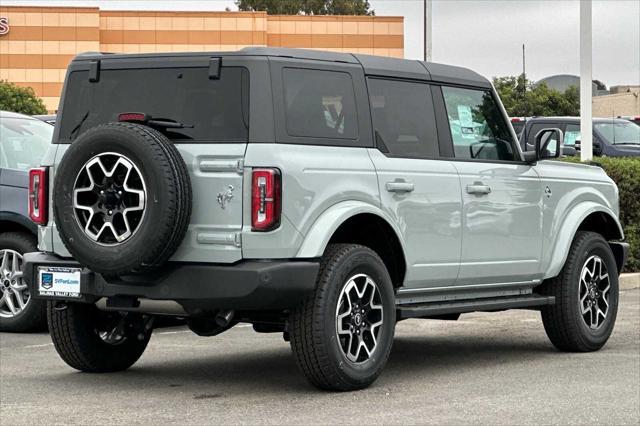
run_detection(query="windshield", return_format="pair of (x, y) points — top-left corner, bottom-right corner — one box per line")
(0, 116), (53, 170)
(595, 121), (640, 145)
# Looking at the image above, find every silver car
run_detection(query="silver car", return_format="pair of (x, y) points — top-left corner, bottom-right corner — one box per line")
(22, 48), (628, 390)
(0, 110), (53, 331)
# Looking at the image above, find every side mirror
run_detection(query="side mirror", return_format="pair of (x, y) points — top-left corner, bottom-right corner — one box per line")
(535, 128), (563, 160)
(561, 146), (577, 156)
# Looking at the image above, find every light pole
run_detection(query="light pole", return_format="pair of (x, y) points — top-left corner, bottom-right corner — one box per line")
(424, 0), (432, 62)
(580, 0), (593, 162)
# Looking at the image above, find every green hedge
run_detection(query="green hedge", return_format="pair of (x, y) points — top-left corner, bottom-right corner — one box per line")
(562, 156), (640, 272)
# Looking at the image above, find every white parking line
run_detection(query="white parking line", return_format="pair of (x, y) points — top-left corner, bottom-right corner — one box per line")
(19, 343), (54, 349)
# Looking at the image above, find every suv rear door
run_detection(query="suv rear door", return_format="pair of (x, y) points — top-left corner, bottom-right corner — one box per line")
(52, 55), (260, 263)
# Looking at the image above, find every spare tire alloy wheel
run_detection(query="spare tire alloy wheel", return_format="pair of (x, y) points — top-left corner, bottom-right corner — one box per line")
(54, 122), (192, 276)
(73, 152), (146, 245)
(579, 255), (611, 330)
(0, 249), (28, 318)
(336, 273), (384, 364)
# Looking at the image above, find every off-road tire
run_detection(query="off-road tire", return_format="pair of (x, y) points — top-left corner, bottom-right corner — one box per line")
(47, 302), (150, 372)
(0, 232), (47, 332)
(539, 231), (619, 352)
(53, 122), (191, 276)
(290, 244), (396, 391)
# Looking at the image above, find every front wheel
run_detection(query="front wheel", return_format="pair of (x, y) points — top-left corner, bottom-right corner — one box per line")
(48, 302), (152, 372)
(540, 231), (619, 352)
(290, 244), (396, 391)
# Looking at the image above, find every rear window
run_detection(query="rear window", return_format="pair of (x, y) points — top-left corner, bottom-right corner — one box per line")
(367, 78), (438, 158)
(283, 68), (358, 140)
(59, 66), (249, 143)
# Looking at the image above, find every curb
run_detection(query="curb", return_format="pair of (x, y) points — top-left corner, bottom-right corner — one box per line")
(620, 273), (640, 290)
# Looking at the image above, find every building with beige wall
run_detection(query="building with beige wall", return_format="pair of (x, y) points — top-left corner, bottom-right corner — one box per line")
(0, 6), (404, 112)
(593, 89), (640, 117)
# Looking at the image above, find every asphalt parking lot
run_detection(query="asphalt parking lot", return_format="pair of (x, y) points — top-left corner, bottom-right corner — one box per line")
(1, 288), (639, 425)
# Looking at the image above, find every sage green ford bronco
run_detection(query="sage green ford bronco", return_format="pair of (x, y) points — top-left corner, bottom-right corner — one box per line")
(23, 48), (628, 391)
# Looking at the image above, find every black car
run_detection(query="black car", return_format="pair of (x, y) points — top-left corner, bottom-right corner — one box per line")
(0, 110), (53, 332)
(520, 116), (640, 157)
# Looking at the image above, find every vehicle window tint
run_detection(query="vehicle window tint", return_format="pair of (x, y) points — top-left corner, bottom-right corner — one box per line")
(442, 86), (515, 161)
(564, 124), (580, 146)
(367, 78), (438, 158)
(0, 117), (53, 170)
(595, 121), (640, 145)
(59, 67), (249, 143)
(283, 68), (357, 140)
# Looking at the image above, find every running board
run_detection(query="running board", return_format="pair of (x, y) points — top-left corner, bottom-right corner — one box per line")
(397, 294), (555, 320)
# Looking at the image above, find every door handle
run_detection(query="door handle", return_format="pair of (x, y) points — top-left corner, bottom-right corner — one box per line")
(386, 180), (415, 193)
(466, 183), (492, 195)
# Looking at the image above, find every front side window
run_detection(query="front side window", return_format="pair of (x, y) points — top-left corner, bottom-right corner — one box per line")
(283, 68), (358, 140)
(367, 78), (438, 158)
(442, 86), (515, 161)
(0, 117), (53, 170)
(59, 66), (249, 143)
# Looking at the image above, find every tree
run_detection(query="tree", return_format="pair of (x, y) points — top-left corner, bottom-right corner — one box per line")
(236, 0), (374, 15)
(493, 74), (580, 117)
(0, 80), (48, 115)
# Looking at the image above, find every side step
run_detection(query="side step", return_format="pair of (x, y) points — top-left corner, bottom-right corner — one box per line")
(397, 294), (555, 320)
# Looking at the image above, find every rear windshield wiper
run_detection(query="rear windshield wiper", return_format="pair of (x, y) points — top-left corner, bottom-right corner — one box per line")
(69, 111), (89, 139)
(148, 118), (194, 129)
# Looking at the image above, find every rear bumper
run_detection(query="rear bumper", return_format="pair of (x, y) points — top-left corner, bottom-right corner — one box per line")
(23, 252), (319, 312)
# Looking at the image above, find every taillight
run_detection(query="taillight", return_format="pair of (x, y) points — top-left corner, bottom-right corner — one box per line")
(251, 168), (281, 232)
(118, 112), (148, 122)
(28, 167), (48, 225)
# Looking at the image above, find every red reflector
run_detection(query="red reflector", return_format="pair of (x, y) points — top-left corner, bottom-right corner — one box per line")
(251, 168), (281, 232)
(118, 112), (148, 122)
(511, 118), (523, 122)
(28, 167), (48, 225)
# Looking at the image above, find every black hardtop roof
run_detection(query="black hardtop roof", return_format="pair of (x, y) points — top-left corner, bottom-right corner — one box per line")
(72, 47), (491, 88)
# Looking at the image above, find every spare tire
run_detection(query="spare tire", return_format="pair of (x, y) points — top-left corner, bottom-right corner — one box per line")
(53, 122), (191, 276)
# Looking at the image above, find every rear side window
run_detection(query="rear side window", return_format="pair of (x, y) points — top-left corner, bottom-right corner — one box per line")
(442, 86), (515, 161)
(283, 68), (358, 140)
(367, 78), (438, 158)
(59, 67), (249, 143)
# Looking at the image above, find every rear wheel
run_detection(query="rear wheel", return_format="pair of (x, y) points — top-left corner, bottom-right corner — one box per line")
(0, 232), (46, 332)
(290, 244), (396, 391)
(47, 302), (151, 372)
(540, 231), (619, 352)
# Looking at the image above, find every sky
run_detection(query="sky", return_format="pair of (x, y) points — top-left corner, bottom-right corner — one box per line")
(3, 0), (639, 87)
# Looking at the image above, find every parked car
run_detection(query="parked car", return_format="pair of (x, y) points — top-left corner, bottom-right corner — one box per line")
(520, 116), (640, 157)
(0, 110), (53, 332)
(23, 48), (628, 391)
(617, 115), (640, 126)
(33, 114), (57, 125)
